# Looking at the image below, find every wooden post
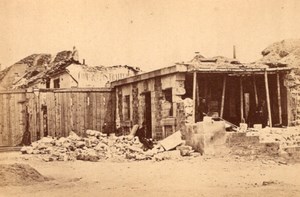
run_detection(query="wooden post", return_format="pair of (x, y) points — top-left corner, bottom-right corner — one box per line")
(196, 75), (200, 109)
(277, 72), (282, 125)
(253, 75), (258, 107)
(264, 69), (272, 127)
(240, 77), (244, 123)
(220, 75), (227, 118)
(192, 72), (197, 123)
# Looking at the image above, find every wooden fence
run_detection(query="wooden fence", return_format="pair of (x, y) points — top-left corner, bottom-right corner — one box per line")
(0, 88), (115, 146)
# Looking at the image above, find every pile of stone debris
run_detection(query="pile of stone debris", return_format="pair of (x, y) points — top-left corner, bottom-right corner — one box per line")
(20, 130), (198, 162)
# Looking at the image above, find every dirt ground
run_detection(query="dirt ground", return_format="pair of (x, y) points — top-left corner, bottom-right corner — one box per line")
(0, 152), (299, 197)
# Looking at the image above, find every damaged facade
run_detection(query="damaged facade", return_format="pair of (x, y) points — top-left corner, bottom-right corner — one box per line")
(1, 40), (300, 146)
(112, 55), (293, 140)
(1, 48), (141, 90)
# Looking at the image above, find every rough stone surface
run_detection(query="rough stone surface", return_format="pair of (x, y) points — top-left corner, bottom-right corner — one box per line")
(20, 130), (195, 162)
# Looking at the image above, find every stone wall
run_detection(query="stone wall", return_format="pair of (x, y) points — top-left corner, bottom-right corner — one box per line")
(132, 82), (139, 125)
(153, 77), (163, 139)
(114, 73), (188, 140)
(284, 69), (300, 125)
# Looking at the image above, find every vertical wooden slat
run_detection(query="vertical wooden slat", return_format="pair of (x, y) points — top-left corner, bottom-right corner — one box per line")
(60, 93), (66, 137)
(253, 75), (258, 107)
(12, 94), (19, 145)
(33, 93), (38, 141)
(82, 92), (87, 135)
(96, 93), (101, 131)
(39, 93), (44, 138)
(264, 70), (272, 127)
(192, 72), (197, 123)
(54, 92), (59, 137)
(8, 94), (14, 146)
(240, 77), (244, 123)
(47, 92), (57, 137)
(37, 92), (41, 140)
(86, 92), (92, 130)
(19, 93), (26, 143)
(3, 94), (9, 146)
(91, 93), (97, 130)
(220, 75), (227, 118)
(73, 92), (79, 133)
(83, 92), (88, 133)
(16, 93), (22, 144)
(27, 93), (33, 142)
(78, 93), (85, 136)
(277, 72), (282, 125)
(92, 92), (97, 130)
(67, 92), (72, 135)
(69, 92), (73, 132)
(100, 94), (106, 133)
(64, 92), (70, 136)
(45, 93), (51, 137)
(0, 94), (3, 146)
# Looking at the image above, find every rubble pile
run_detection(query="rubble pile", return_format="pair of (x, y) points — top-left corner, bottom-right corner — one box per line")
(232, 127), (300, 159)
(258, 127), (300, 148)
(20, 130), (195, 162)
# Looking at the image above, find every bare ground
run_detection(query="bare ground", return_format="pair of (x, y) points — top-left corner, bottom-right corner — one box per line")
(0, 152), (299, 197)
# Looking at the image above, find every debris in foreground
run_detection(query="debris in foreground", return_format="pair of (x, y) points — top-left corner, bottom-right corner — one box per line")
(20, 130), (196, 162)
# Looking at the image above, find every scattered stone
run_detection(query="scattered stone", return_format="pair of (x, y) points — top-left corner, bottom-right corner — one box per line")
(21, 129), (199, 162)
(262, 181), (277, 186)
(278, 160), (288, 165)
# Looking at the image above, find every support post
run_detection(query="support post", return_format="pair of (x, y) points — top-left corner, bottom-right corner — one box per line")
(264, 69), (272, 127)
(277, 72), (282, 125)
(196, 75), (200, 108)
(192, 72), (197, 123)
(253, 75), (258, 107)
(220, 75), (227, 118)
(240, 77), (244, 123)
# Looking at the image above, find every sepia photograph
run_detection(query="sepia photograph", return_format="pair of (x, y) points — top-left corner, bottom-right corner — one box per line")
(0, 0), (300, 196)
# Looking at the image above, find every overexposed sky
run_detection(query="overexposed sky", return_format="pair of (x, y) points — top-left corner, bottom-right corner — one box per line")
(0, 0), (300, 71)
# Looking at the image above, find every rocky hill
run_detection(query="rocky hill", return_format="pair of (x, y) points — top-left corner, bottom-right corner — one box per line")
(258, 39), (300, 69)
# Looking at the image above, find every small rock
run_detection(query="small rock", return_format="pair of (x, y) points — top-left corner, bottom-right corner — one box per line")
(20, 146), (28, 154)
(76, 141), (86, 148)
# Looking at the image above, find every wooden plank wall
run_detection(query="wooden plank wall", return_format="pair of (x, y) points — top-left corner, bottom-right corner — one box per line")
(0, 90), (27, 146)
(0, 88), (115, 146)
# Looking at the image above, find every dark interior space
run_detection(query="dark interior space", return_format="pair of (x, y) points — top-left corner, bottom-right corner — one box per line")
(184, 72), (288, 127)
(144, 92), (152, 138)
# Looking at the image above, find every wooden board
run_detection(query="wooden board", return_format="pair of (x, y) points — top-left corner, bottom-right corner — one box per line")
(0, 89), (114, 146)
(0, 94), (4, 146)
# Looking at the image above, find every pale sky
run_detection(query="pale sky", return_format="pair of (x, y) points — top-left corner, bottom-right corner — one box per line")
(0, 0), (300, 71)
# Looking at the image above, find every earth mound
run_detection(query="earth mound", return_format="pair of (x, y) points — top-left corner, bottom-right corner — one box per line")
(0, 163), (49, 186)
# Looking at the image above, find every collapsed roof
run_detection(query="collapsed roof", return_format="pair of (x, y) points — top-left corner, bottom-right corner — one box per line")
(180, 53), (290, 74)
(8, 50), (142, 89)
(12, 50), (80, 89)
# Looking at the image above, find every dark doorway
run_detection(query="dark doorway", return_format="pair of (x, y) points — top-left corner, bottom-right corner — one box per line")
(144, 92), (152, 138)
(41, 105), (48, 137)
